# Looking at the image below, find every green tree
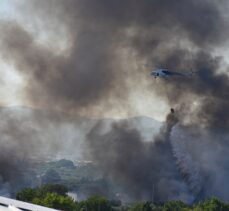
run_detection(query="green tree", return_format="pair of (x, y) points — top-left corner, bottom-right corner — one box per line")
(32, 193), (79, 211)
(41, 168), (61, 184)
(16, 184), (79, 210)
(16, 188), (37, 202)
(194, 198), (229, 211)
(79, 196), (113, 211)
(38, 184), (68, 196)
(129, 201), (152, 211)
(163, 200), (190, 211)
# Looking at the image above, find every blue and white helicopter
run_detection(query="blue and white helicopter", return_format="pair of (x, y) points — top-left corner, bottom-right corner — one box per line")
(150, 68), (195, 78)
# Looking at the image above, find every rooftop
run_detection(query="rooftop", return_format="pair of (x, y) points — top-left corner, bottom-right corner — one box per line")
(0, 196), (58, 211)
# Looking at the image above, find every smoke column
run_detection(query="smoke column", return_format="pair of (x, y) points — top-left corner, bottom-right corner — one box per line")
(86, 111), (194, 202)
(0, 0), (229, 202)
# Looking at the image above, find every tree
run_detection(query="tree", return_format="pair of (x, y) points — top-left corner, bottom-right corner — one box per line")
(129, 201), (152, 211)
(38, 184), (68, 196)
(16, 188), (37, 202)
(32, 193), (79, 211)
(79, 196), (114, 211)
(194, 198), (229, 211)
(163, 200), (190, 211)
(16, 184), (79, 210)
(41, 169), (61, 184)
(53, 159), (75, 169)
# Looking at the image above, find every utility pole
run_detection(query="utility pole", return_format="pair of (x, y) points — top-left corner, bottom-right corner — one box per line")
(152, 184), (155, 203)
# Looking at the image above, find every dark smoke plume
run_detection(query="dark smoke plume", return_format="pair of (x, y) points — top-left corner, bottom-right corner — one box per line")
(86, 111), (194, 202)
(0, 0), (229, 202)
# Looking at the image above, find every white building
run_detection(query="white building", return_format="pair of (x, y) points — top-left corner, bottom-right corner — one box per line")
(0, 196), (59, 211)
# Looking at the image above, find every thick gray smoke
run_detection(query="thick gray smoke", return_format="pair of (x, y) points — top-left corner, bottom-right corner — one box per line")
(0, 107), (97, 196)
(1, 0), (228, 116)
(0, 0), (229, 202)
(86, 111), (195, 202)
(171, 125), (229, 202)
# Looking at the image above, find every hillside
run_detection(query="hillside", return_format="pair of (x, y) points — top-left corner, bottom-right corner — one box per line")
(0, 106), (162, 161)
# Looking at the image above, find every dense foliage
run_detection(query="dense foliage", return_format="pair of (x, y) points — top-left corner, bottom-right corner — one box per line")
(16, 184), (113, 211)
(16, 185), (229, 211)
